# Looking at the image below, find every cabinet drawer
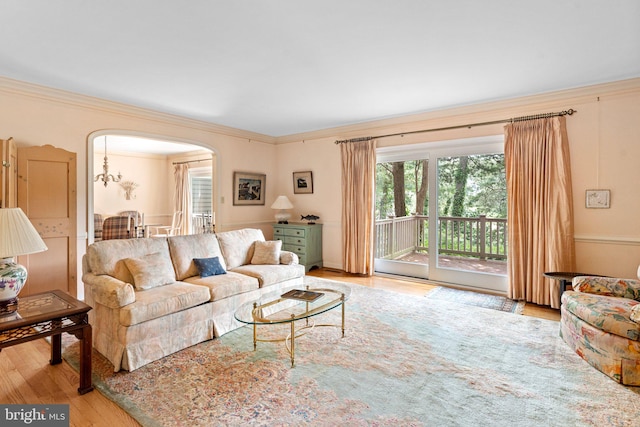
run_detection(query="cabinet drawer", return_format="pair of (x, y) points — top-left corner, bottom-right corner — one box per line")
(283, 228), (306, 238)
(283, 244), (306, 255)
(284, 235), (306, 246)
(273, 228), (286, 237)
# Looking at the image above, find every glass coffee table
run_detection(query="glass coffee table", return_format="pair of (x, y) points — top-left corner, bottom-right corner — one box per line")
(234, 282), (351, 367)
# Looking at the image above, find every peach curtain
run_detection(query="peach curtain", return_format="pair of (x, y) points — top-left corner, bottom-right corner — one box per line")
(504, 116), (575, 308)
(174, 164), (191, 235)
(340, 139), (376, 275)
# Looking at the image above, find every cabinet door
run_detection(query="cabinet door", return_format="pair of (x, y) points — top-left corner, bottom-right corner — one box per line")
(1, 137), (17, 208)
(17, 145), (77, 297)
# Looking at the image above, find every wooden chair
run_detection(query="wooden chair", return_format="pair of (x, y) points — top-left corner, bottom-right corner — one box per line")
(150, 211), (182, 237)
(118, 210), (142, 224)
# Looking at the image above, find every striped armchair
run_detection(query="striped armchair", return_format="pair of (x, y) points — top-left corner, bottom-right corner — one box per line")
(102, 216), (135, 240)
(94, 213), (103, 241)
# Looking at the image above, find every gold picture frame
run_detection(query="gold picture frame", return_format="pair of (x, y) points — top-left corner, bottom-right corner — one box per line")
(293, 171), (313, 194)
(233, 172), (266, 205)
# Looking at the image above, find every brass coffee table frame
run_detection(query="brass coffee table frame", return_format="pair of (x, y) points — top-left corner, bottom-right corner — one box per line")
(236, 285), (348, 367)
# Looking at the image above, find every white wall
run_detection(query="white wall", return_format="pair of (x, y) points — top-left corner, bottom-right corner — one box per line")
(2, 76), (640, 295)
(93, 150), (172, 224)
(275, 79), (640, 278)
(0, 77), (281, 295)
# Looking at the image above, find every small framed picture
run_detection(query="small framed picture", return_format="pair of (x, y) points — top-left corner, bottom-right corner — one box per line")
(585, 189), (610, 209)
(233, 172), (266, 205)
(293, 171), (313, 194)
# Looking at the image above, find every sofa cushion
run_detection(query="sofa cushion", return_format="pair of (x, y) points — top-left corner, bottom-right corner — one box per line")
(124, 252), (176, 290)
(230, 264), (305, 287)
(87, 238), (172, 284)
(119, 282), (211, 326)
(167, 234), (226, 280)
(184, 271), (260, 302)
(251, 240), (282, 265)
(216, 228), (265, 269)
(194, 256), (226, 277)
(562, 290), (640, 340)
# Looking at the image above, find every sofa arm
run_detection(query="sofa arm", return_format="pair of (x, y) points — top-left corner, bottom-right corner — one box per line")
(280, 250), (299, 265)
(572, 276), (640, 301)
(631, 304), (640, 324)
(83, 272), (136, 308)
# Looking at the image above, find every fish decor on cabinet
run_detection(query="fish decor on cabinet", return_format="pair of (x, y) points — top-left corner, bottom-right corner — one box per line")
(301, 214), (319, 224)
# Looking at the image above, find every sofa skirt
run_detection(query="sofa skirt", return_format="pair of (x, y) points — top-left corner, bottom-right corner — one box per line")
(91, 301), (214, 372)
(560, 305), (640, 385)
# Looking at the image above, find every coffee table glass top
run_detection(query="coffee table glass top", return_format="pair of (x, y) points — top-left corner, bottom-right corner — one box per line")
(0, 290), (91, 330)
(234, 282), (351, 325)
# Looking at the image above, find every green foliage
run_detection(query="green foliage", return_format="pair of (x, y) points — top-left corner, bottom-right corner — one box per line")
(376, 153), (506, 220)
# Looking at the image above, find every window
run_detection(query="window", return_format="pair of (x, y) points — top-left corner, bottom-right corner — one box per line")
(189, 167), (212, 215)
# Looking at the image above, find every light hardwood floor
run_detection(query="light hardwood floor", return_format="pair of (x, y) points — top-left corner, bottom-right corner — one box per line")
(0, 269), (559, 426)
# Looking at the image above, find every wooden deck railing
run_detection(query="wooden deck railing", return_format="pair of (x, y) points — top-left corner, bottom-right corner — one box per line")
(375, 215), (507, 261)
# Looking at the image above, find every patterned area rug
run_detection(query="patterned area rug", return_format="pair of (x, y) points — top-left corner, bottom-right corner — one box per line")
(62, 277), (640, 426)
(426, 286), (525, 314)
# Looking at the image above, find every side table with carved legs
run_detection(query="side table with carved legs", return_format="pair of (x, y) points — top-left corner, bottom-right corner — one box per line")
(0, 290), (93, 394)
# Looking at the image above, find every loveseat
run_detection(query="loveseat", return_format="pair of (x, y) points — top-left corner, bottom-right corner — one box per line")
(82, 228), (305, 372)
(560, 276), (640, 385)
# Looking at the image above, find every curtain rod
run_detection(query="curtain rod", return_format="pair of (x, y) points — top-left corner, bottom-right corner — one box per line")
(172, 158), (211, 165)
(334, 109), (577, 144)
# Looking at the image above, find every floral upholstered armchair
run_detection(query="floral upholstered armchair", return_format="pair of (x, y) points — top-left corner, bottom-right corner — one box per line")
(560, 274), (640, 385)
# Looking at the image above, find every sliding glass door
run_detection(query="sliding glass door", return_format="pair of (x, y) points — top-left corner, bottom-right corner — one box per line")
(374, 136), (507, 293)
(374, 155), (430, 279)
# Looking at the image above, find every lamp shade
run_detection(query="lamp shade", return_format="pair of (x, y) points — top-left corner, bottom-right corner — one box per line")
(270, 196), (293, 210)
(0, 208), (48, 258)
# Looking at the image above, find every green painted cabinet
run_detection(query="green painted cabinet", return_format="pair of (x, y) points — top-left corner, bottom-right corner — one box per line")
(272, 223), (323, 272)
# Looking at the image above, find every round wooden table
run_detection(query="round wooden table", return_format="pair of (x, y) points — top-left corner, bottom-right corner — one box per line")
(543, 271), (604, 303)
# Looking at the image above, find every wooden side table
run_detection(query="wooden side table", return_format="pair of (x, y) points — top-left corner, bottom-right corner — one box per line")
(543, 271), (604, 305)
(0, 290), (93, 394)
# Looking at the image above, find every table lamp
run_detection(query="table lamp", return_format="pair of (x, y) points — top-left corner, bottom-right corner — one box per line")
(270, 195), (294, 224)
(0, 208), (48, 315)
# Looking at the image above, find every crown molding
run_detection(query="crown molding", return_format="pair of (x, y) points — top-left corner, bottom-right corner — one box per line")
(274, 77), (640, 144)
(0, 75), (277, 144)
(3, 74), (638, 146)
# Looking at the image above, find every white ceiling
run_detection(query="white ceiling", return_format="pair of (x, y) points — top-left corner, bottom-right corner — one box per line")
(1, 1), (639, 137)
(94, 135), (207, 155)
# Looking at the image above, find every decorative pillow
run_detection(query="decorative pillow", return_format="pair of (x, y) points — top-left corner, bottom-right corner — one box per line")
(251, 240), (282, 265)
(123, 252), (176, 290)
(193, 256), (227, 277)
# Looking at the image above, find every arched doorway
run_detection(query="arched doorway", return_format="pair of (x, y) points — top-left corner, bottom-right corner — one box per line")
(87, 131), (218, 243)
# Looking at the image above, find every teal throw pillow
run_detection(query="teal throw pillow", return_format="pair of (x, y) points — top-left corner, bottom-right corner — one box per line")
(193, 256), (226, 277)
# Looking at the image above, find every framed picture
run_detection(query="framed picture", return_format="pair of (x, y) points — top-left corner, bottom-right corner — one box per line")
(585, 189), (610, 209)
(233, 172), (266, 205)
(293, 171), (313, 194)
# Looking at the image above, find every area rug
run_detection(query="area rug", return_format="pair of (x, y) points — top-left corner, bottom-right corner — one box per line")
(426, 286), (525, 314)
(62, 277), (640, 426)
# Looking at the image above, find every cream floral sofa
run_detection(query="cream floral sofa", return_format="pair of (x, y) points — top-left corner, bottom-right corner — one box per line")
(560, 275), (640, 385)
(82, 228), (305, 372)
